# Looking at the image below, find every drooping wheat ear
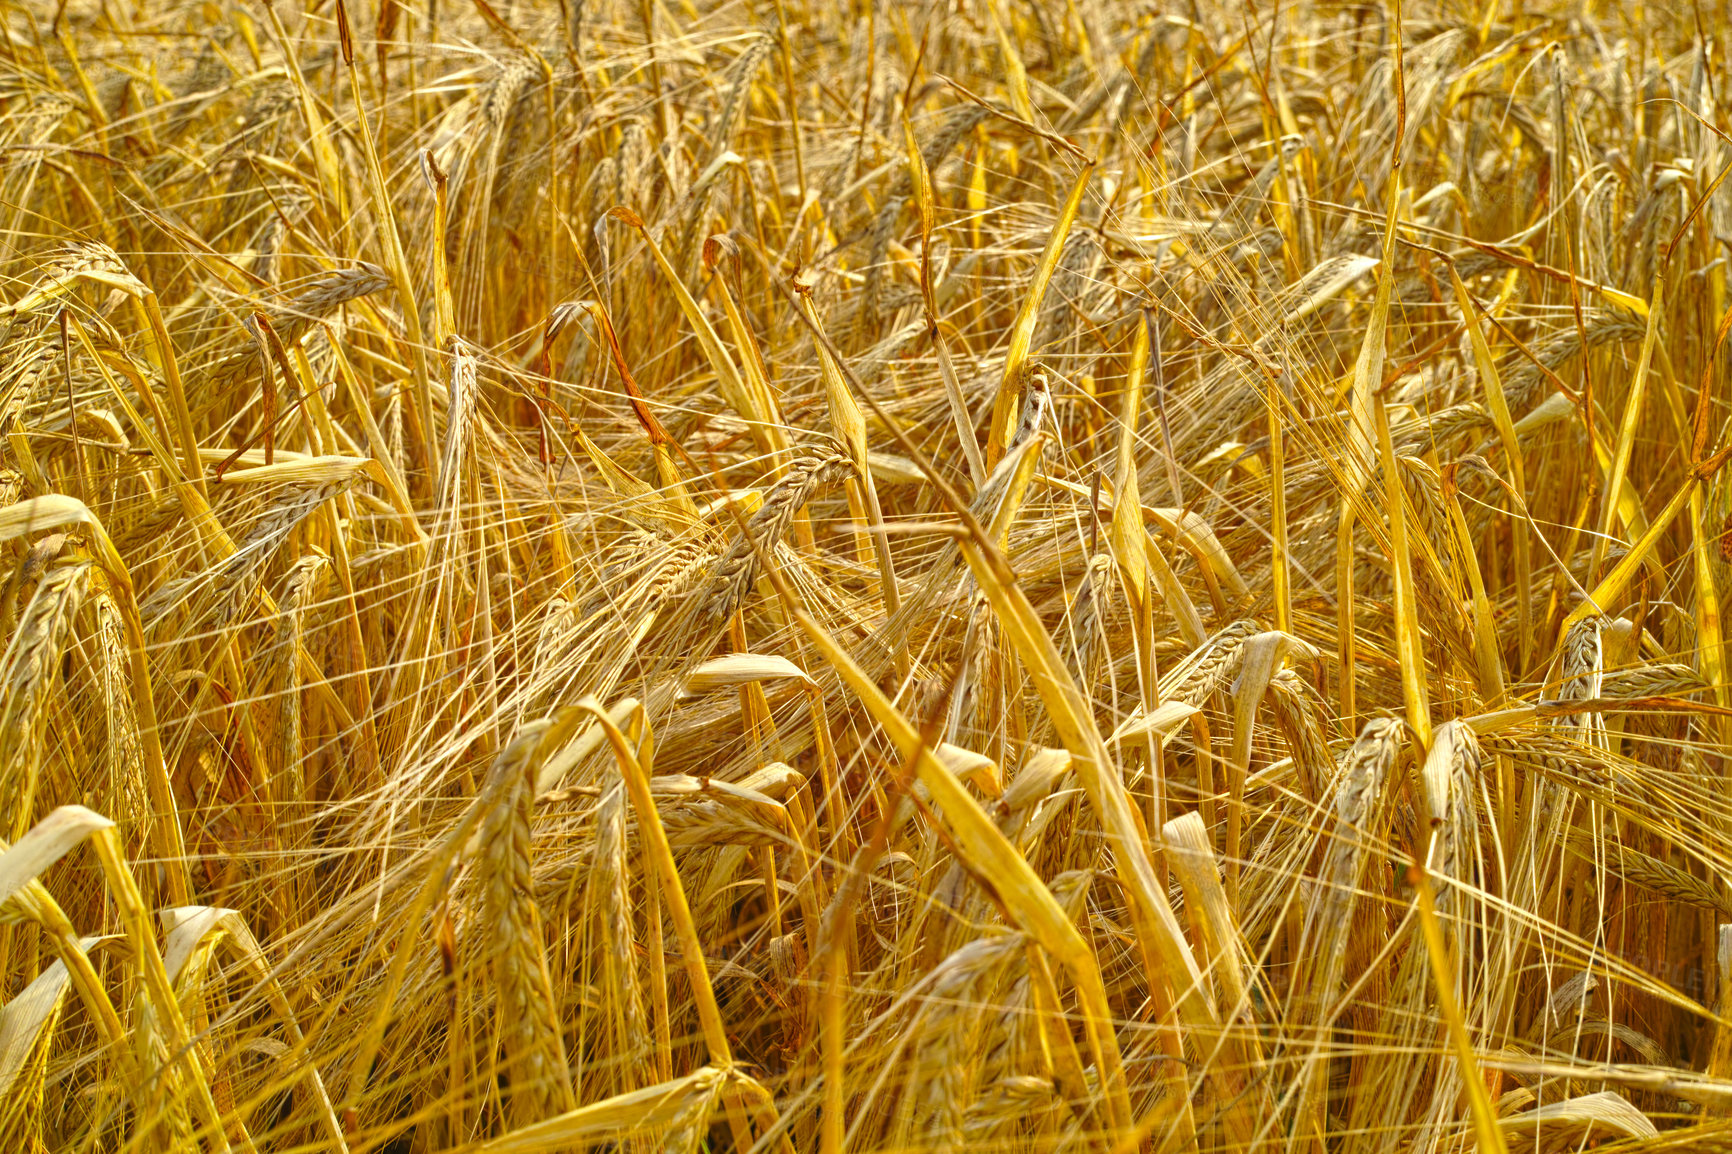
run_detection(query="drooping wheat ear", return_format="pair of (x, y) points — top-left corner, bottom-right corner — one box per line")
(479, 726), (576, 1126)
(201, 482), (350, 633)
(1330, 714), (1403, 844)
(243, 187), (311, 284)
(656, 1073), (732, 1154)
(268, 264), (393, 339)
(898, 934), (1024, 1152)
(872, 102), (992, 209)
(1605, 1123), (1732, 1153)
(1422, 719), (1484, 921)
(1266, 667), (1331, 802)
(91, 593), (148, 845)
(658, 791), (787, 847)
(1295, 716), (1402, 1021)
(1485, 730), (1617, 797)
(1398, 455), (1455, 575)
(963, 1076), (1061, 1144)
(1060, 552), (1112, 694)
(48, 240), (132, 280)
(1554, 615), (1607, 745)
(1352, 718), (1487, 1148)
(208, 264), (391, 387)
(273, 555), (331, 824)
(858, 192), (910, 336)
(1034, 233), (1103, 352)
(705, 451), (854, 618)
(706, 34), (772, 167)
(1162, 619), (1260, 706)
(1600, 662), (1708, 699)
(587, 155), (620, 251)
(959, 434), (1047, 540)
(929, 989), (982, 1150)
(0, 331), (57, 430)
(1, 561), (91, 840)
(583, 780), (652, 1095)
(1564, 828), (1732, 915)
(2, 242), (146, 316)
(1287, 716), (1403, 1138)
(483, 55), (537, 133)
(674, 167), (747, 274)
(1502, 309), (1647, 410)
(647, 536), (718, 609)
(616, 118), (652, 215)
(1393, 401), (1492, 456)
(674, 34), (774, 259)
(0, 957), (70, 1151)
(111, 494), (184, 560)
(855, 102), (991, 321)
(1006, 366), (1052, 454)
(437, 335), (478, 522)
(527, 597), (582, 709)
(129, 956), (196, 1148)
(581, 534), (718, 692)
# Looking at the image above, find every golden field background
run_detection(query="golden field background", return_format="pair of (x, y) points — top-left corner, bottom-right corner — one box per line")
(2, 0), (1731, 1150)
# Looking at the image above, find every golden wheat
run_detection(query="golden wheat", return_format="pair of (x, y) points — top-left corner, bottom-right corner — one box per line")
(3, 0), (1732, 1150)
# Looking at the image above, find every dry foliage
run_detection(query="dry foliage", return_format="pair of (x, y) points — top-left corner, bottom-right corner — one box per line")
(2, 0), (1732, 1150)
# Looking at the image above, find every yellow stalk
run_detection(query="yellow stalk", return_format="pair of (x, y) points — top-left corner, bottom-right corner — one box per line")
(333, 0), (438, 482)
(1590, 268), (1666, 578)
(89, 825), (234, 1151)
(1113, 316), (1171, 833)
(422, 149), (456, 347)
(1109, 318), (1150, 604)
(1410, 859), (1509, 1154)
(905, 113), (987, 485)
(986, 0), (1035, 122)
(1337, 172), (1405, 737)
(704, 247), (791, 461)
(1268, 368), (1292, 635)
(1336, 503), (1359, 734)
(986, 161), (1095, 463)
(953, 538), (1225, 1121)
(611, 208), (760, 430)
(1374, 391), (1432, 747)
(1440, 471), (1507, 707)
(791, 282), (905, 630)
(262, 4), (349, 231)
(1563, 475), (1703, 637)
(575, 700), (779, 1153)
(1691, 485), (1732, 746)
(792, 607), (1136, 1135)
(137, 292), (205, 497)
(1451, 264), (1532, 673)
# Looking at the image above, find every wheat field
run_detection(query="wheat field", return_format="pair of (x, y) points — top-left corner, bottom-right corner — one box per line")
(1, 0), (1730, 1150)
